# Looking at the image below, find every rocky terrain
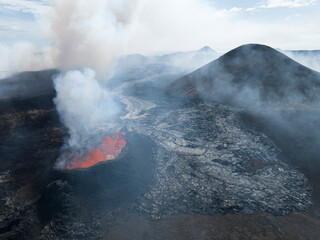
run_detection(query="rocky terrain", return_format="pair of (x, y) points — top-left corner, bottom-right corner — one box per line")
(168, 44), (320, 207)
(122, 101), (311, 219)
(0, 45), (320, 239)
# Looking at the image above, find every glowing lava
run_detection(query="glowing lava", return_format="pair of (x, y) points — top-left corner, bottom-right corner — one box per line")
(66, 133), (126, 169)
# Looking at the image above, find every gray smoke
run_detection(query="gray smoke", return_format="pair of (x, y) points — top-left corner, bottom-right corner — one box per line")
(167, 44), (320, 187)
(282, 50), (320, 72)
(48, 0), (140, 79)
(53, 68), (119, 148)
(50, 0), (142, 150)
(0, 42), (53, 79)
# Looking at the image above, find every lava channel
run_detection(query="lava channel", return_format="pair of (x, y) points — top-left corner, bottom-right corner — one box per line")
(66, 133), (126, 170)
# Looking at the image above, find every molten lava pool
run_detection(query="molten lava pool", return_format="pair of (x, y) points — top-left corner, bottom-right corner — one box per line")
(66, 133), (126, 170)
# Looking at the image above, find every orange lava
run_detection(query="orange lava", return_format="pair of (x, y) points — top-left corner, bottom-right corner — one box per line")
(66, 133), (126, 169)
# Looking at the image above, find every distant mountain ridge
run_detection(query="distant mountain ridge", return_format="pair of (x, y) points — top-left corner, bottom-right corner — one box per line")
(108, 46), (219, 89)
(167, 44), (320, 107)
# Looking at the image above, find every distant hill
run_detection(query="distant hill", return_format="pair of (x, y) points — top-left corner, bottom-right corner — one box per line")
(155, 46), (217, 70)
(0, 69), (58, 100)
(167, 44), (320, 108)
(107, 46), (219, 89)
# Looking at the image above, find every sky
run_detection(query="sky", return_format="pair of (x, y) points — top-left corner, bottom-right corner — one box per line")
(0, 0), (319, 76)
(0, 0), (319, 52)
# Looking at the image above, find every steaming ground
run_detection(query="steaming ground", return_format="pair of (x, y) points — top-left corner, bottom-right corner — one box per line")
(112, 46), (314, 217)
(1, 45), (320, 239)
(120, 98), (311, 218)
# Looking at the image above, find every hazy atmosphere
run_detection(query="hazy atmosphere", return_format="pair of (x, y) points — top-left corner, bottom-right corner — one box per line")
(1, 0), (320, 77)
(0, 1), (320, 239)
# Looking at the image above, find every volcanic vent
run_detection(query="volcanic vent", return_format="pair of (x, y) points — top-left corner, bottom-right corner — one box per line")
(56, 132), (127, 170)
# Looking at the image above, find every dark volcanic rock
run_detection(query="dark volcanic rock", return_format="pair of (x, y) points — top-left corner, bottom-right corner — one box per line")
(0, 69), (58, 100)
(121, 102), (312, 219)
(166, 44), (320, 212)
(0, 93), (67, 239)
(0, 44), (319, 239)
(104, 212), (320, 240)
(36, 132), (157, 239)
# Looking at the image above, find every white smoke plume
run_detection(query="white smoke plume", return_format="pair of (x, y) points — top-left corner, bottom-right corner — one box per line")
(2, 0), (320, 80)
(53, 68), (119, 148)
(49, 0), (141, 78)
(50, 0), (142, 149)
(2, 0), (320, 149)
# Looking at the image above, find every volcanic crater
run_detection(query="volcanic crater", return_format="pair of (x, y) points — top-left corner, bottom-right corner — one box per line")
(1, 44), (320, 239)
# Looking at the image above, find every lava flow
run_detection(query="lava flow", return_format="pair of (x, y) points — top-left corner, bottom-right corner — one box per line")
(66, 133), (126, 170)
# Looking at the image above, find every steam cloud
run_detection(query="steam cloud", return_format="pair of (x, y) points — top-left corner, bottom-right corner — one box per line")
(2, 0), (320, 152)
(51, 0), (141, 150)
(1, 0), (320, 80)
(49, 0), (140, 78)
(283, 50), (320, 72)
(53, 69), (119, 148)
(0, 42), (53, 79)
